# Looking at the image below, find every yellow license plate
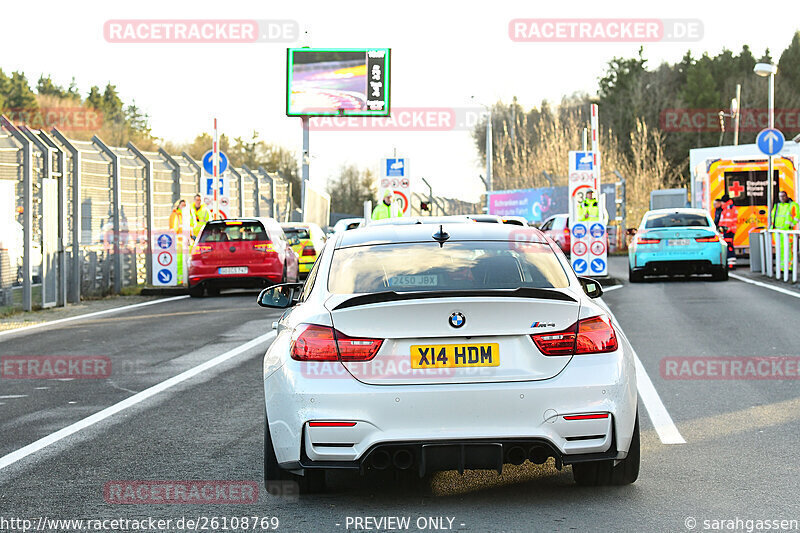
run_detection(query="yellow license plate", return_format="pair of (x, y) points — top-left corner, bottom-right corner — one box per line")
(410, 343), (500, 369)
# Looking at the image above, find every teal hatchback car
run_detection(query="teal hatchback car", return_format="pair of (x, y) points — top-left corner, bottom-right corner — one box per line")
(628, 208), (728, 282)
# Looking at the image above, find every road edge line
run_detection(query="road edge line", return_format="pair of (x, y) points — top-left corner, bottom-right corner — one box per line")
(0, 330), (276, 471)
(730, 273), (800, 299)
(0, 295), (190, 339)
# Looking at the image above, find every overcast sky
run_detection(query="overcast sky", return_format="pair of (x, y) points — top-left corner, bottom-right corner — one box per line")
(4, 0), (799, 202)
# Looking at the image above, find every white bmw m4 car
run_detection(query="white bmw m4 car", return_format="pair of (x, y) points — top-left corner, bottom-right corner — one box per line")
(259, 223), (639, 493)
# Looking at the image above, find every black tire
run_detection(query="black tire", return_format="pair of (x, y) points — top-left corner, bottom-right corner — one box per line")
(280, 265), (287, 284)
(264, 413), (325, 495)
(711, 266), (729, 281)
(572, 413), (640, 486)
(188, 285), (204, 298)
(628, 265), (644, 283)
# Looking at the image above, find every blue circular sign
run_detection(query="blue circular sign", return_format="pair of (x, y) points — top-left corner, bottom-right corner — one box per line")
(203, 150), (229, 175)
(590, 258), (606, 273)
(573, 258), (588, 274)
(157, 269), (172, 284)
(156, 234), (173, 250)
(590, 223), (605, 239)
(572, 223), (587, 239)
(756, 128), (784, 156)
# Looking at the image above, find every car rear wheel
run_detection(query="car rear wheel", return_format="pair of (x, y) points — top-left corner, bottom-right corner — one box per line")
(188, 286), (204, 298)
(628, 264), (644, 283)
(264, 412), (325, 495)
(572, 413), (640, 486)
(711, 266), (729, 281)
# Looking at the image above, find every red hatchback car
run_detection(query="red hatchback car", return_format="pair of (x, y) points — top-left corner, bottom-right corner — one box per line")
(187, 218), (299, 297)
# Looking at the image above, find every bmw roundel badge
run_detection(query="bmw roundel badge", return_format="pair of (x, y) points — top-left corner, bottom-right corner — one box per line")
(449, 312), (466, 328)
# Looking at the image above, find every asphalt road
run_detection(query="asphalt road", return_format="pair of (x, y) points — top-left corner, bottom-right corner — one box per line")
(1, 263), (799, 533)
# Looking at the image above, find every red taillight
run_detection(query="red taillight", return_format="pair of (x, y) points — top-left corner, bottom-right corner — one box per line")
(531, 315), (618, 356)
(308, 421), (357, 427)
(191, 244), (212, 258)
(563, 228), (570, 236)
(695, 236), (720, 243)
(290, 324), (383, 361)
(302, 245), (316, 256)
(636, 236), (660, 244)
(563, 413), (609, 420)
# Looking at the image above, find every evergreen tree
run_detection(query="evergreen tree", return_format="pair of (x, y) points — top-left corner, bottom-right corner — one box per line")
(778, 32), (800, 89)
(36, 75), (67, 98)
(5, 72), (38, 110)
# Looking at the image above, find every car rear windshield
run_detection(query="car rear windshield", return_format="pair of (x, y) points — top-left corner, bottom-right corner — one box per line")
(283, 228), (311, 240)
(328, 241), (569, 294)
(644, 213), (709, 228)
(199, 221), (268, 242)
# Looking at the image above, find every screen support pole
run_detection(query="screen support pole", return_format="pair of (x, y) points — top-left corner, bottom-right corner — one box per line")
(301, 115), (309, 222)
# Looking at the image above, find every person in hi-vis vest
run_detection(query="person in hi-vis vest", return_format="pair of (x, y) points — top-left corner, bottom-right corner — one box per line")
(189, 194), (210, 241)
(579, 190), (600, 222)
(371, 190), (404, 220)
(771, 190), (800, 270)
(169, 199), (186, 283)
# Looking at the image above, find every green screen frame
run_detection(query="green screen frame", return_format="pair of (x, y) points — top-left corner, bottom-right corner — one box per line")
(285, 47), (391, 117)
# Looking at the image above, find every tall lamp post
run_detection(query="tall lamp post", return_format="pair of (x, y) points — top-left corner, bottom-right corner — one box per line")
(754, 62), (778, 228)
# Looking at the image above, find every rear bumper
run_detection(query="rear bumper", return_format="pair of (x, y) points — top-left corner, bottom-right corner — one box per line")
(188, 262), (282, 288)
(263, 336), (637, 471)
(631, 244), (725, 273)
(298, 259), (315, 273)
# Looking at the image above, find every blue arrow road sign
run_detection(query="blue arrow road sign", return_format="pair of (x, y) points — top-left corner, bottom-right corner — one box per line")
(756, 128), (784, 156)
(157, 269), (172, 284)
(573, 258), (588, 274)
(156, 234), (172, 250)
(203, 150), (229, 175)
(572, 223), (587, 239)
(590, 223), (605, 239)
(590, 258), (606, 273)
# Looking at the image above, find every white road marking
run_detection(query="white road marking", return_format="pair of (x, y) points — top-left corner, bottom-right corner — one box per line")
(633, 351), (686, 444)
(0, 295), (190, 340)
(601, 299), (686, 445)
(0, 330), (276, 471)
(603, 285), (623, 292)
(730, 273), (800, 299)
(0, 395), (27, 399)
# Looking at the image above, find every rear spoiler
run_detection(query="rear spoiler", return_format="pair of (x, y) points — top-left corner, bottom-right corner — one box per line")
(331, 288), (576, 310)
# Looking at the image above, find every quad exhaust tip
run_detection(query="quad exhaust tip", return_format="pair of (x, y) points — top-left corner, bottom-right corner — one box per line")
(370, 449), (391, 470)
(528, 446), (550, 465)
(392, 449), (414, 470)
(507, 446), (527, 466)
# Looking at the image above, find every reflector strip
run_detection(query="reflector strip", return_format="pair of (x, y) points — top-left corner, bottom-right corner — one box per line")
(308, 421), (357, 427)
(563, 413), (609, 420)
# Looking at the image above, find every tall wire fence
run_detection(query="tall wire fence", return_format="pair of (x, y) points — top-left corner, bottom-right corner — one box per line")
(0, 116), (293, 312)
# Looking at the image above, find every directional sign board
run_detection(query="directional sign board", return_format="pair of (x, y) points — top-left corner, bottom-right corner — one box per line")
(202, 150), (229, 175)
(152, 230), (177, 286)
(380, 157), (411, 214)
(756, 128), (784, 156)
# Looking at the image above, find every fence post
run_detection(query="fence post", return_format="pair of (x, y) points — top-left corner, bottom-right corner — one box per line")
(92, 135), (122, 294)
(51, 128), (81, 303)
(37, 131), (67, 307)
(228, 167), (244, 217)
(128, 142), (154, 285)
(0, 117), (32, 311)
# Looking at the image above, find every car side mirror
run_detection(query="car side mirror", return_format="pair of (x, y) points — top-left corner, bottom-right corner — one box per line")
(258, 283), (303, 308)
(578, 277), (603, 299)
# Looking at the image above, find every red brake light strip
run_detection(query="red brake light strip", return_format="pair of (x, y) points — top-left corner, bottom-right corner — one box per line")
(563, 413), (609, 420)
(308, 421), (357, 427)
